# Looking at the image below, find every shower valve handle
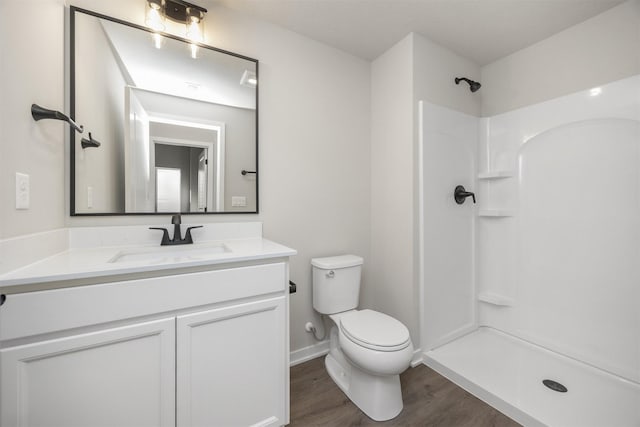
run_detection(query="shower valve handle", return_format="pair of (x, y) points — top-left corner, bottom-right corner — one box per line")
(454, 185), (476, 204)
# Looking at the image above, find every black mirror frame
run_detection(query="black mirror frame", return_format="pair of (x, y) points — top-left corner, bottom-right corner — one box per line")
(69, 6), (259, 216)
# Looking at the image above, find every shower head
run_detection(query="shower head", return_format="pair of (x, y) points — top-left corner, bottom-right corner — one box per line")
(455, 77), (481, 93)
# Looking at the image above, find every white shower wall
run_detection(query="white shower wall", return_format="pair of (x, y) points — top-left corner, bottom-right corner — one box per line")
(478, 75), (640, 383)
(419, 102), (477, 352)
(422, 75), (640, 384)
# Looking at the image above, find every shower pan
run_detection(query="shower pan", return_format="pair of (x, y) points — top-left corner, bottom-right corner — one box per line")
(418, 75), (640, 427)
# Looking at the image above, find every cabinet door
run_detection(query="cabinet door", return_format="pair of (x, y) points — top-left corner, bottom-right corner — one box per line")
(0, 318), (175, 427)
(177, 296), (287, 427)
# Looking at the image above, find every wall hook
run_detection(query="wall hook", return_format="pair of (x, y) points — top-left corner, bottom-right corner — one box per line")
(81, 132), (101, 149)
(31, 103), (84, 133)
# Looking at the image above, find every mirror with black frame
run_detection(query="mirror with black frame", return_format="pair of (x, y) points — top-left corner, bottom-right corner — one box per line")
(70, 7), (258, 215)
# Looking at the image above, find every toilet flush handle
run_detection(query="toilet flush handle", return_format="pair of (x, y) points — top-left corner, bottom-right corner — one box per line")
(326, 270), (335, 278)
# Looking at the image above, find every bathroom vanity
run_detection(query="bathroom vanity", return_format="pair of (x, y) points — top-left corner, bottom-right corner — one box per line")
(0, 227), (295, 427)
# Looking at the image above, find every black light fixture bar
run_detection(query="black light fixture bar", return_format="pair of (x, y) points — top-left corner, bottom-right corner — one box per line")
(159, 0), (207, 23)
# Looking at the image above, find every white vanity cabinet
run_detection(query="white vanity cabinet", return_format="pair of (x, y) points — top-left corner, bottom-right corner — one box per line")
(0, 318), (176, 427)
(177, 296), (286, 426)
(0, 261), (290, 427)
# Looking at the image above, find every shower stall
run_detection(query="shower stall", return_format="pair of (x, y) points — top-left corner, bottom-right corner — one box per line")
(418, 75), (640, 426)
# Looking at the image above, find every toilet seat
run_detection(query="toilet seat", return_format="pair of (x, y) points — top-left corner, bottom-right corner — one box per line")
(339, 309), (411, 352)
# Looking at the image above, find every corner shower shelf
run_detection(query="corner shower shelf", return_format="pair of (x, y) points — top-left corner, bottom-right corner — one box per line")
(478, 209), (514, 217)
(477, 170), (514, 180)
(478, 292), (514, 307)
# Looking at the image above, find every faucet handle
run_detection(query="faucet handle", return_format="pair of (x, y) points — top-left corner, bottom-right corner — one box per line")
(171, 214), (181, 225)
(149, 227), (171, 245)
(183, 226), (203, 244)
(454, 185), (476, 205)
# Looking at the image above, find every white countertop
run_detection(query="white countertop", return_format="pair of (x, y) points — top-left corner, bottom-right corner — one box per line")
(0, 238), (296, 291)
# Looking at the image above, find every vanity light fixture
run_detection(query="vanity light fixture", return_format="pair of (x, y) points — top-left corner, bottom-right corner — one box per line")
(145, 0), (207, 57)
(145, 0), (166, 31)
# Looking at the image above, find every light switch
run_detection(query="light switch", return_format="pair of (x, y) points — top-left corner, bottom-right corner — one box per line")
(231, 196), (247, 207)
(15, 172), (29, 210)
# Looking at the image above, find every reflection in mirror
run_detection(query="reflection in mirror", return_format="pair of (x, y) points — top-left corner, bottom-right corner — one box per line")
(71, 7), (258, 215)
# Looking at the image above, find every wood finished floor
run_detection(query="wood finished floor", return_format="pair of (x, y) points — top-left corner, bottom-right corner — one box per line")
(290, 357), (521, 427)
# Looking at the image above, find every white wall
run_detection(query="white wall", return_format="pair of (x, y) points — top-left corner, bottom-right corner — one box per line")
(370, 32), (481, 347)
(0, 0), (66, 239)
(0, 0), (371, 355)
(481, 0), (640, 116)
(74, 13), (127, 213)
(413, 33), (481, 117)
(370, 35), (416, 342)
(196, 3), (372, 354)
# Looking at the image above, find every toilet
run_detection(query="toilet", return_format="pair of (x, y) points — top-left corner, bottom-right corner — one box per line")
(311, 254), (413, 421)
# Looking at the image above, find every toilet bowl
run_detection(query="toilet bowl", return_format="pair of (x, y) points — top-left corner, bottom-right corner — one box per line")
(311, 255), (414, 421)
(334, 309), (413, 375)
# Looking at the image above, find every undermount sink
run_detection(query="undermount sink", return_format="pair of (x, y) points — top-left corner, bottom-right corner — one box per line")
(108, 243), (231, 264)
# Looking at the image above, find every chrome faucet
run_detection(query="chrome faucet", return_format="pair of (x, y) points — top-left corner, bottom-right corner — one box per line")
(150, 214), (203, 246)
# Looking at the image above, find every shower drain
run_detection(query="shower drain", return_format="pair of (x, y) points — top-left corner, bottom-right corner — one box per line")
(542, 379), (568, 393)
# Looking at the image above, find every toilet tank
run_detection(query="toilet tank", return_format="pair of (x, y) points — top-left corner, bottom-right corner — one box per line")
(311, 255), (363, 314)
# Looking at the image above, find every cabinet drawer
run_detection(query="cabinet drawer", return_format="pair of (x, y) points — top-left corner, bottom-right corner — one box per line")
(0, 262), (286, 341)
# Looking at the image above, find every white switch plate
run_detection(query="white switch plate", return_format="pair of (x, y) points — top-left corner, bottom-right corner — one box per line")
(231, 196), (247, 207)
(15, 172), (30, 210)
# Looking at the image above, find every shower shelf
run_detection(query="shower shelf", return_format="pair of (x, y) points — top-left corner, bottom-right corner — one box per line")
(477, 170), (514, 180)
(478, 210), (514, 217)
(478, 292), (514, 307)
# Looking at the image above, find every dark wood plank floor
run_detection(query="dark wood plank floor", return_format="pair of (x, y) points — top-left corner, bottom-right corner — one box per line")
(290, 357), (520, 426)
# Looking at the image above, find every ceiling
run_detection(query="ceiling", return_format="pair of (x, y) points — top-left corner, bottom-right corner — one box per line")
(212, 0), (626, 65)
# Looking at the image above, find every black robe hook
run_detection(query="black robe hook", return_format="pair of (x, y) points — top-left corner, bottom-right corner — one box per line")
(81, 132), (101, 149)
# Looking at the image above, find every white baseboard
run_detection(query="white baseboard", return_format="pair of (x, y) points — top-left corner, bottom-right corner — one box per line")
(410, 348), (424, 367)
(290, 340), (329, 367)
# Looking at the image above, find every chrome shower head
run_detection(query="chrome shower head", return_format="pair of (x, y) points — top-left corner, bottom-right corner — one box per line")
(455, 77), (481, 93)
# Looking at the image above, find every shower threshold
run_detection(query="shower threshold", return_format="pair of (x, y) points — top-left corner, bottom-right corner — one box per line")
(423, 327), (640, 427)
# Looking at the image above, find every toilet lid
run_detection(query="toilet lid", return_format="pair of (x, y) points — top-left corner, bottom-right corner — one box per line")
(339, 310), (410, 351)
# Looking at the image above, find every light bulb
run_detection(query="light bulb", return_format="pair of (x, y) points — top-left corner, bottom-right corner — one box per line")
(153, 33), (163, 49)
(145, 4), (165, 32)
(186, 19), (203, 43)
(190, 43), (199, 59)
